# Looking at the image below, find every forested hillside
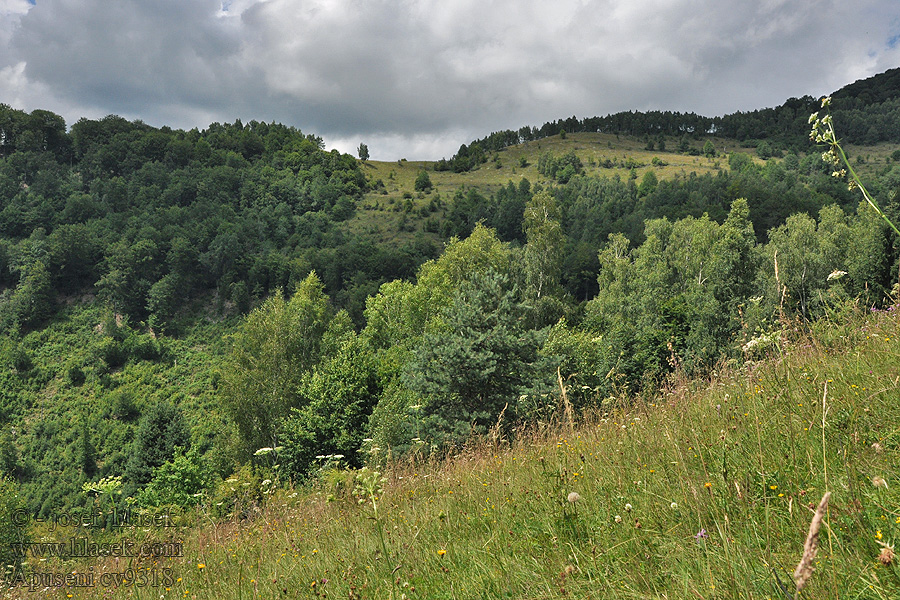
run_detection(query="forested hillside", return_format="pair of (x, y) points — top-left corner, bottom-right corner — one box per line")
(0, 69), (899, 522)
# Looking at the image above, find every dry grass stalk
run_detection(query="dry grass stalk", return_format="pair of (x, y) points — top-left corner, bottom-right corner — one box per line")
(557, 366), (575, 433)
(793, 491), (831, 597)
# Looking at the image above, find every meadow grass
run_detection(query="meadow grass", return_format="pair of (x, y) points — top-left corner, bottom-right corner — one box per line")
(12, 304), (900, 599)
(346, 131), (900, 247)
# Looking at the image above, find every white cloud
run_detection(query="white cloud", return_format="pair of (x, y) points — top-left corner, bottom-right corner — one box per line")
(0, 0), (898, 159)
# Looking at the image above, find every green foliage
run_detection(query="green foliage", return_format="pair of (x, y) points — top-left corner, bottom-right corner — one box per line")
(76, 417), (97, 478)
(414, 169), (432, 192)
(537, 150), (584, 183)
(584, 200), (760, 385)
(221, 273), (334, 460)
(538, 320), (612, 413)
(136, 447), (214, 509)
(756, 140), (773, 159)
(0, 260), (54, 331)
(0, 477), (28, 580)
(278, 334), (381, 479)
(522, 190), (564, 302)
(209, 464), (265, 519)
(406, 269), (540, 446)
(123, 401), (190, 496)
(0, 428), (19, 479)
(728, 152), (754, 172)
(365, 376), (421, 461)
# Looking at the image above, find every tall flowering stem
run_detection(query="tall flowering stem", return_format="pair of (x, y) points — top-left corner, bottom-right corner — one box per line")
(810, 97), (900, 239)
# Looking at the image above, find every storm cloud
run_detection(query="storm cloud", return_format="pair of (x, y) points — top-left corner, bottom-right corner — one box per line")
(1, 0), (899, 159)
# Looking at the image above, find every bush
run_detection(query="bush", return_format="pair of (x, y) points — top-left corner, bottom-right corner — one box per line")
(136, 447), (214, 509)
(414, 170), (432, 192)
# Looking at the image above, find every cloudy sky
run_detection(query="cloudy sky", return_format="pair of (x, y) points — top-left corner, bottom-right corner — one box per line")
(1, 0), (899, 160)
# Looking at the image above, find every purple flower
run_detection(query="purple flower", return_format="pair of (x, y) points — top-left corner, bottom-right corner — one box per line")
(694, 528), (708, 540)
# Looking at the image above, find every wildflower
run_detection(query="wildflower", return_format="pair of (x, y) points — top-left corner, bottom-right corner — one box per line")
(878, 543), (895, 565)
(567, 492), (581, 504)
(704, 482), (712, 489)
(437, 549), (446, 557)
(694, 528), (708, 540)
(876, 530), (883, 541)
(670, 502), (678, 510)
(624, 503), (632, 512)
(827, 270), (847, 281)
(872, 476), (888, 489)
(197, 563), (205, 570)
(614, 515), (622, 524)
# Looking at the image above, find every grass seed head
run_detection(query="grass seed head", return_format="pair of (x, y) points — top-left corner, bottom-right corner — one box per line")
(793, 491), (831, 593)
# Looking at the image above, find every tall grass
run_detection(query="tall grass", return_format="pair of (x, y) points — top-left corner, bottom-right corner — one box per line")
(7, 306), (900, 599)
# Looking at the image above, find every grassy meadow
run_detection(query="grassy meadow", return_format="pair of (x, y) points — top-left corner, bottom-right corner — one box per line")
(11, 305), (900, 600)
(344, 131), (900, 246)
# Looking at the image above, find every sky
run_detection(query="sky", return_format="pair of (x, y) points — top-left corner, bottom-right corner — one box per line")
(1, 0), (899, 161)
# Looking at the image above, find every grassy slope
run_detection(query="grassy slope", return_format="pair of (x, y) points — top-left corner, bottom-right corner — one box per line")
(343, 132), (900, 246)
(346, 132), (739, 246)
(14, 307), (900, 600)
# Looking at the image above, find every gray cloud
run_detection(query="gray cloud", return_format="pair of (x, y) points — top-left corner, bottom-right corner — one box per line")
(1, 0), (898, 159)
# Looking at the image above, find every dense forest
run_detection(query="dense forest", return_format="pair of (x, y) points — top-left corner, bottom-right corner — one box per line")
(1, 68), (900, 519)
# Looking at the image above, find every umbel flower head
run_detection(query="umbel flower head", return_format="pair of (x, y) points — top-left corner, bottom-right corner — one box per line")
(567, 492), (581, 504)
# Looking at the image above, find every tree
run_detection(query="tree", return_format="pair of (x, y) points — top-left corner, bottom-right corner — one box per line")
(123, 401), (190, 496)
(147, 273), (182, 332)
(6, 260), (54, 330)
(522, 190), (563, 300)
(221, 273), (333, 460)
(357, 143), (369, 161)
(278, 333), (381, 478)
(414, 170), (432, 192)
(76, 418), (97, 478)
(0, 428), (19, 479)
(406, 269), (539, 446)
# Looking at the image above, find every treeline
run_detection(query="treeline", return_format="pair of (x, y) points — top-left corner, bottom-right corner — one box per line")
(437, 68), (900, 171)
(0, 106), (438, 332)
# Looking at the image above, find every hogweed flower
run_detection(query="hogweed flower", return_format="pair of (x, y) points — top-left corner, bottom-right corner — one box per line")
(810, 98), (900, 238)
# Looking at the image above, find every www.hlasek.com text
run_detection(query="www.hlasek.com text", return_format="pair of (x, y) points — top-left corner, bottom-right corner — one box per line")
(9, 537), (183, 559)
